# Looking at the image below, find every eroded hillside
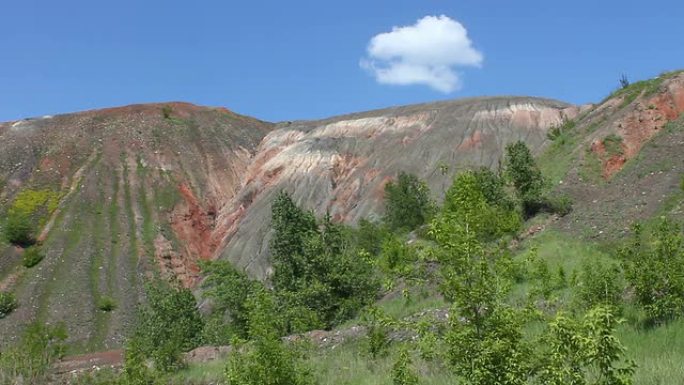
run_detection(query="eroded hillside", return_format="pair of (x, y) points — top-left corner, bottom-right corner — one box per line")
(1, 71), (684, 352)
(0, 103), (273, 350)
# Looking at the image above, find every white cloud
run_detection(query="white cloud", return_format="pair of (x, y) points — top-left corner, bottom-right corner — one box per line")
(360, 15), (483, 93)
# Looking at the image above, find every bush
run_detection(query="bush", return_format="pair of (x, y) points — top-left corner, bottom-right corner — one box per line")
(97, 296), (117, 312)
(576, 259), (623, 312)
(130, 279), (204, 372)
(384, 172), (435, 232)
(5, 212), (35, 246)
(21, 246), (44, 268)
(544, 195), (573, 216)
(201, 260), (262, 339)
(226, 291), (314, 385)
(271, 193), (380, 332)
(0, 322), (67, 383)
(621, 220), (684, 324)
(0, 291), (18, 319)
(505, 141), (545, 216)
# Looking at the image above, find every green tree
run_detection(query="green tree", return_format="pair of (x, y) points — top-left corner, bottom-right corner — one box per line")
(576, 259), (623, 312)
(538, 307), (635, 385)
(384, 172), (435, 232)
(4, 212), (34, 246)
(201, 260), (262, 339)
(430, 171), (529, 384)
(0, 291), (18, 319)
(504, 141), (545, 215)
(621, 220), (684, 323)
(392, 346), (420, 385)
(271, 194), (379, 332)
(130, 279), (204, 372)
(0, 322), (67, 384)
(226, 290), (315, 385)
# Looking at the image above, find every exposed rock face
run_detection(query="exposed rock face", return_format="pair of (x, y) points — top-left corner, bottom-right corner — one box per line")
(215, 96), (575, 278)
(585, 72), (684, 178)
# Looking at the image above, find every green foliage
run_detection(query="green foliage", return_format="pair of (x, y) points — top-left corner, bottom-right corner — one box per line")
(576, 260), (623, 312)
(606, 71), (682, 108)
(437, 171), (521, 244)
(4, 212), (35, 246)
(446, 305), (530, 385)
(4, 188), (61, 246)
(271, 193), (380, 332)
(130, 279), (204, 373)
(391, 346), (420, 385)
(201, 260), (262, 339)
(543, 194), (574, 216)
(162, 105), (173, 119)
(361, 307), (392, 359)
(505, 141), (545, 210)
(0, 291), (18, 319)
(621, 220), (684, 324)
(430, 170), (530, 384)
(472, 167), (515, 210)
(226, 290), (315, 385)
(355, 218), (388, 256)
(0, 322), (67, 384)
(21, 245), (44, 268)
(383, 172), (435, 232)
(547, 118), (577, 144)
(603, 134), (624, 157)
(97, 295), (117, 312)
(538, 307), (635, 385)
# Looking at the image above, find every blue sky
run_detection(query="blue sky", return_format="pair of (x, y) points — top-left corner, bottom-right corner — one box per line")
(1, 0), (682, 122)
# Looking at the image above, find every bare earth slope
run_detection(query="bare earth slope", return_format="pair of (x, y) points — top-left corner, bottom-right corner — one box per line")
(0, 103), (273, 350)
(216, 96), (576, 279)
(3, 71), (684, 352)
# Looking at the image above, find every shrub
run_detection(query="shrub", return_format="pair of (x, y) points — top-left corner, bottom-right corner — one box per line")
(384, 172), (435, 232)
(226, 290), (314, 385)
(0, 291), (18, 319)
(97, 296), (117, 312)
(201, 260), (262, 339)
(130, 279), (204, 372)
(505, 141), (545, 216)
(547, 118), (576, 143)
(5, 212), (34, 247)
(603, 134), (624, 156)
(392, 346), (420, 385)
(621, 220), (684, 324)
(162, 105), (173, 119)
(22, 246), (44, 268)
(0, 322), (67, 383)
(576, 259), (623, 312)
(271, 193), (380, 332)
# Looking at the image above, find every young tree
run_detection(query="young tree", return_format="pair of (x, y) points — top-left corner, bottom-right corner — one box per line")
(504, 141), (545, 215)
(430, 171), (530, 385)
(621, 220), (684, 323)
(201, 260), (262, 339)
(271, 192), (380, 333)
(226, 290), (315, 385)
(130, 279), (204, 372)
(383, 172), (435, 232)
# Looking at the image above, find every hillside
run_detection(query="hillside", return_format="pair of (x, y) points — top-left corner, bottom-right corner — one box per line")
(1, 71), (684, 357)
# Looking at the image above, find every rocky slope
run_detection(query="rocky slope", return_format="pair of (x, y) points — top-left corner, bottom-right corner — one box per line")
(2, 71), (684, 351)
(0, 103), (272, 349)
(217, 96), (577, 279)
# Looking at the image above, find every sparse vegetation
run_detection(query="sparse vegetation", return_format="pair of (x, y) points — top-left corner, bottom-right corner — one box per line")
(603, 134), (624, 156)
(21, 245), (45, 268)
(0, 322), (67, 383)
(96, 295), (117, 312)
(0, 291), (18, 319)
